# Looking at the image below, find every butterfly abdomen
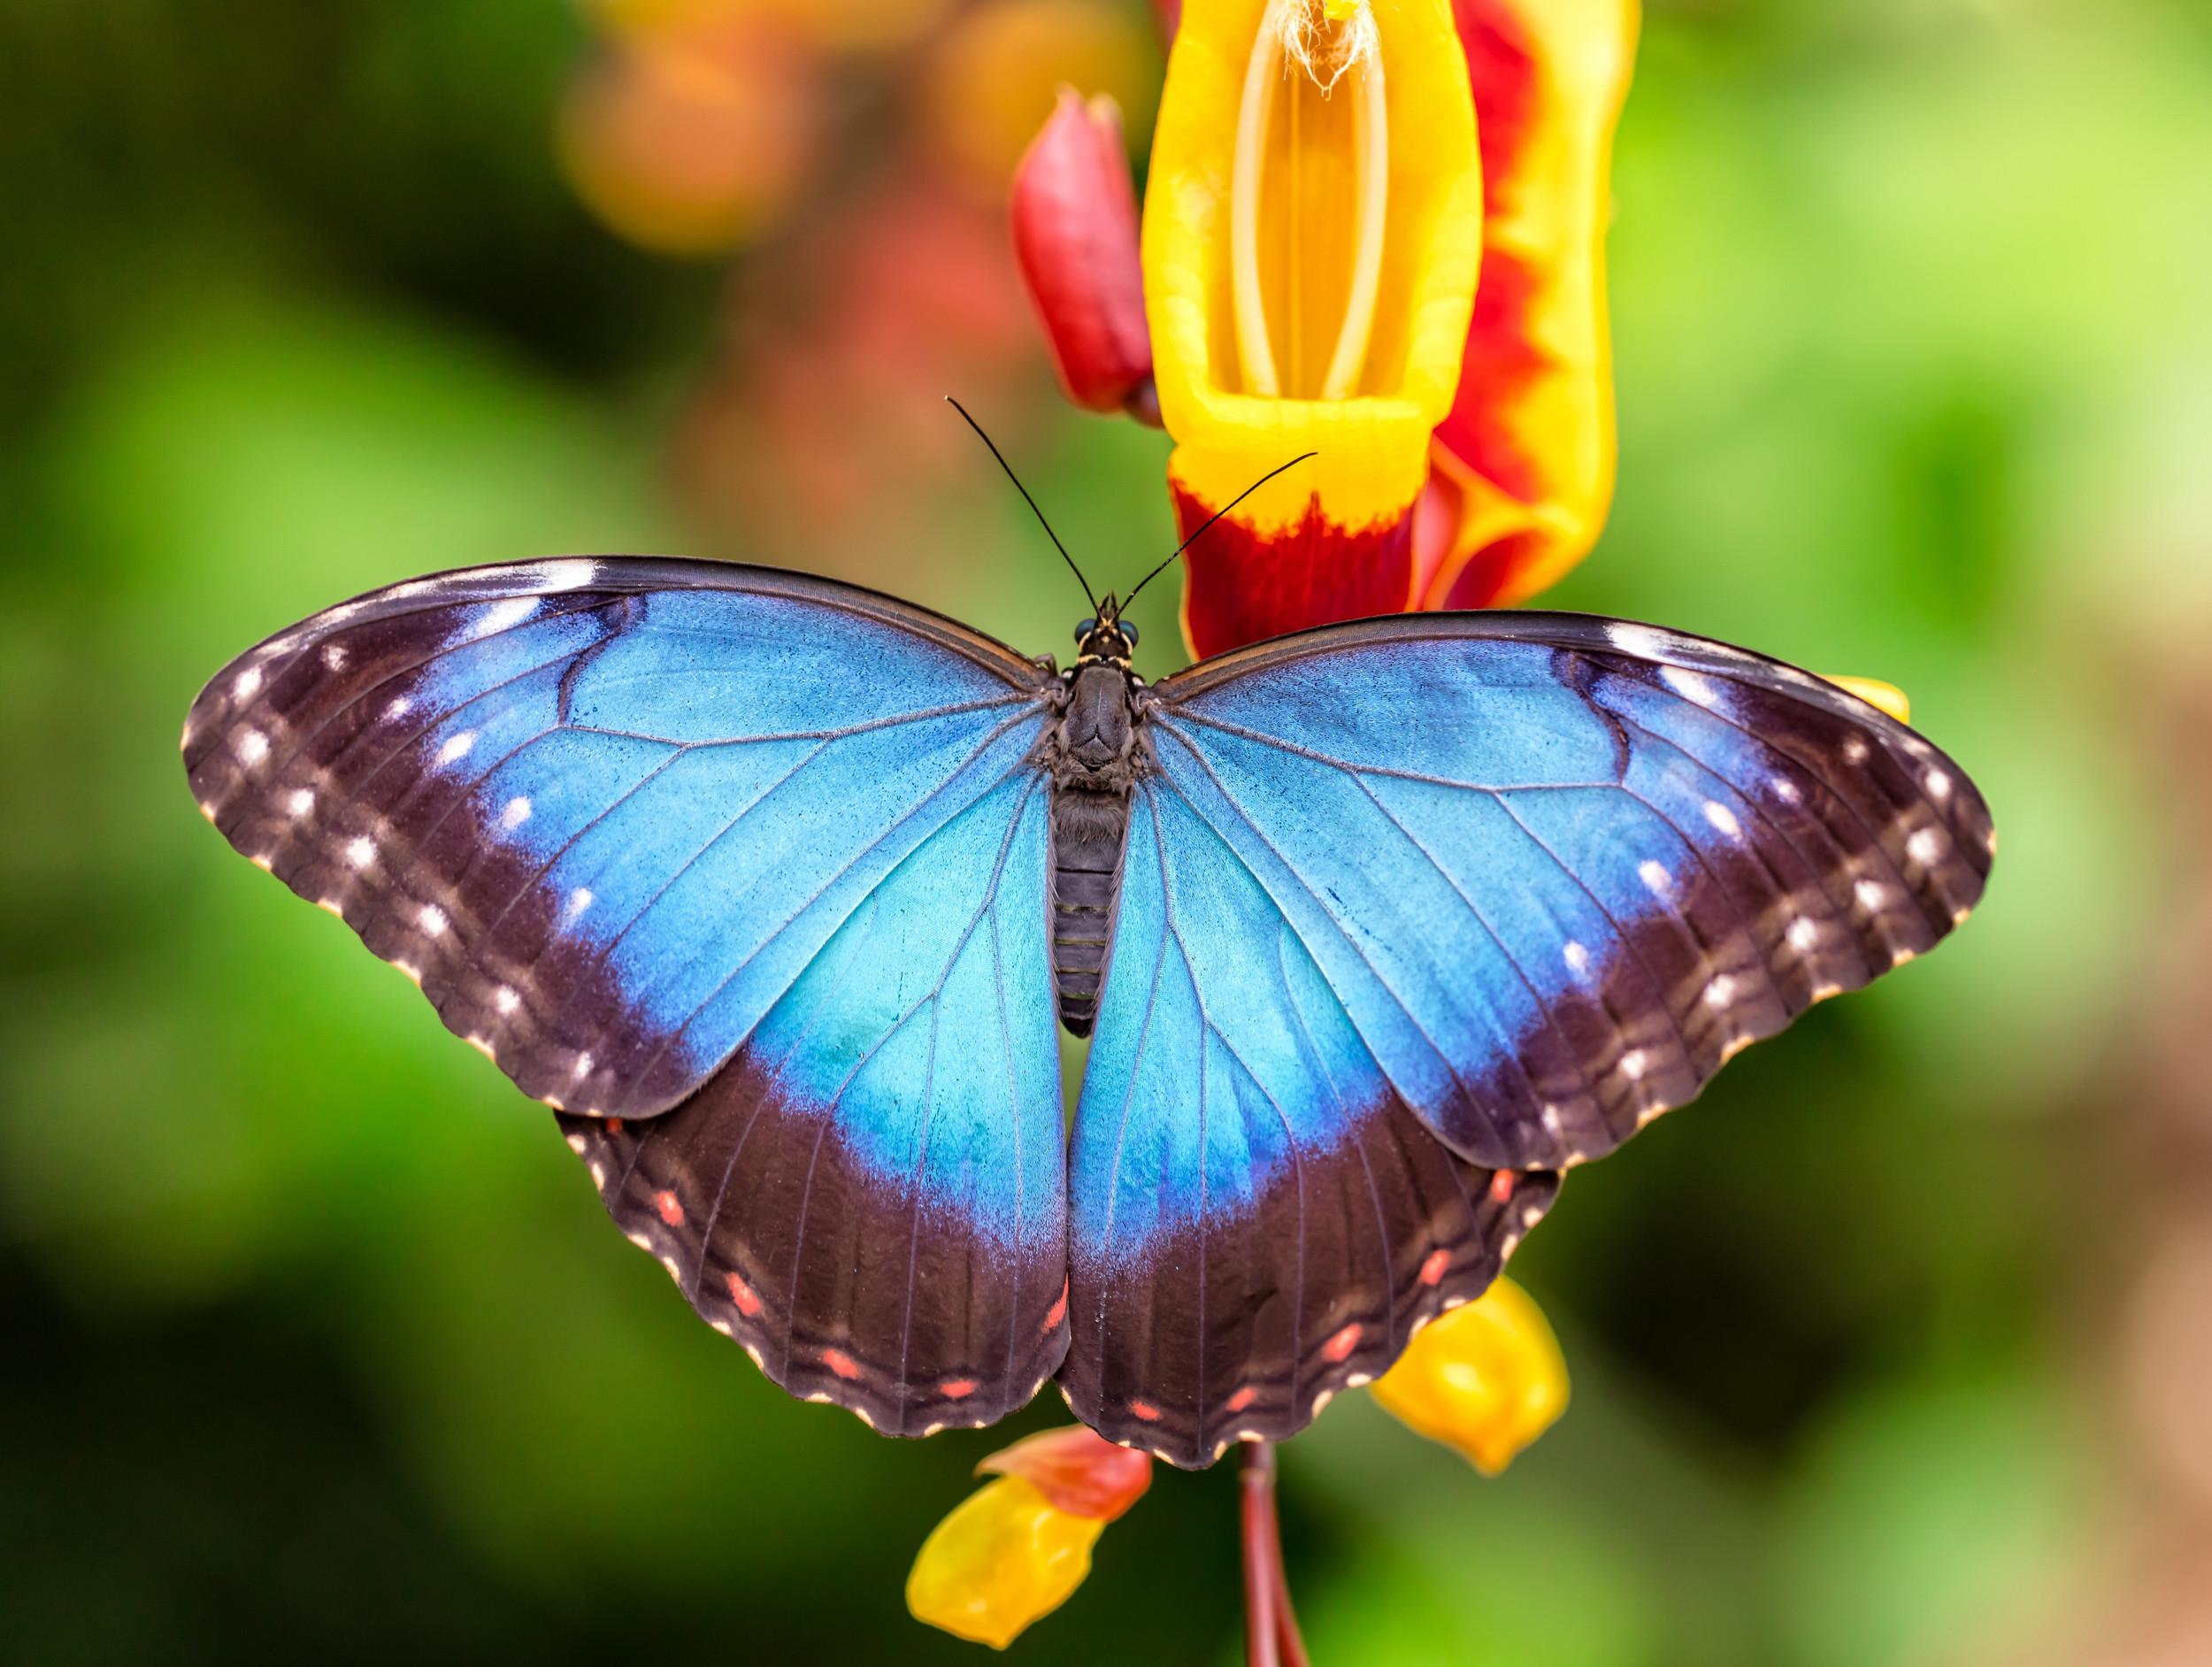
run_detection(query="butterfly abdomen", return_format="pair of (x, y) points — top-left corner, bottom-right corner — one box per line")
(1049, 786), (1128, 1036)
(1048, 664), (1141, 1038)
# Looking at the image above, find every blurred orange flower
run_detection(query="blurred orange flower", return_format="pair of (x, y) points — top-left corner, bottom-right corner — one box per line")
(559, 4), (824, 255)
(598, 0), (959, 52)
(925, 0), (1159, 196)
(565, 0), (1161, 559)
(566, 0), (1156, 253)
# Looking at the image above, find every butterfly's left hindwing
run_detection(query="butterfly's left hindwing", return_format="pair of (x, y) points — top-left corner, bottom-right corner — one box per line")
(1061, 780), (1559, 1466)
(184, 558), (1068, 1432)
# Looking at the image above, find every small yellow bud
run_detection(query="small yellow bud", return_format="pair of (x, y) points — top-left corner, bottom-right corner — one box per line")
(1821, 673), (1911, 726)
(905, 1474), (1106, 1649)
(1371, 1278), (1569, 1475)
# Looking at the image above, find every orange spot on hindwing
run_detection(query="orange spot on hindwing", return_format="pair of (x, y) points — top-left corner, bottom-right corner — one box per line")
(652, 1189), (684, 1225)
(1489, 1170), (1517, 1204)
(819, 1348), (862, 1381)
(1323, 1324), (1363, 1364)
(725, 1272), (763, 1317)
(1419, 1248), (1452, 1286)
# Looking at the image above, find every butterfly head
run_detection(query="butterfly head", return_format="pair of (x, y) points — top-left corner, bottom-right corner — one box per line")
(1074, 599), (1139, 665)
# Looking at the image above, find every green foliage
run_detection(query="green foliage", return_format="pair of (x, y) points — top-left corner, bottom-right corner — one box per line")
(3, 0), (2206, 1661)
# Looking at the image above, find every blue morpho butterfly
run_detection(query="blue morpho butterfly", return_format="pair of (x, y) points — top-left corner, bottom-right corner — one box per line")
(181, 442), (1993, 1468)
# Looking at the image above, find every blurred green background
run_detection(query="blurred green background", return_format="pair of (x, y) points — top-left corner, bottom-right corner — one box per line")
(5, 0), (2211, 1662)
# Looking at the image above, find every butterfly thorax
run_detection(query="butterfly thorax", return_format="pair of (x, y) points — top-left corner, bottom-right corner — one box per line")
(1046, 645), (1144, 1038)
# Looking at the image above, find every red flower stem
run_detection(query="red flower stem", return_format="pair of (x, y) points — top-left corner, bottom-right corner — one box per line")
(1239, 1440), (1310, 1667)
(1266, 1481), (1310, 1667)
(1240, 1442), (1281, 1667)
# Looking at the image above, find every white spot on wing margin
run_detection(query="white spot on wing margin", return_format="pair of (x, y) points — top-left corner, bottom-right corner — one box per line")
(1606, 622), (1674, 660)
(526, 558), (601, 593)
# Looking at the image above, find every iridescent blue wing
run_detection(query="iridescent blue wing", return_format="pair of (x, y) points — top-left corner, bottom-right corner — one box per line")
(558, 765), (1067, 1432)
(1057, 777), (1561, 1467)
(183, 558), (1068, 1433)
(1064, 611), (1993, 1464)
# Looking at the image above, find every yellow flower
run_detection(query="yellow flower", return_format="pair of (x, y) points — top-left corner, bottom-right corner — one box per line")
(1824, 673), (1911, 726)
(1421, 0), (1639, 613)
(906, 1425), (1153, 1648)
(906, 1474), (1109, 1649)
(1370, 1276), (1568, 1474)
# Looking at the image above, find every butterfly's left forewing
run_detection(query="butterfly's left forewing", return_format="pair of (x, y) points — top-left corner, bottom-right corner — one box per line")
(185, 558), (1068, 1433)
(1063, 611), (1993, 1464)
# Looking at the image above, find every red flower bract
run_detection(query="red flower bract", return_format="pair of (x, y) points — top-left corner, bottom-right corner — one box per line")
(1012, 88), (1156, 418)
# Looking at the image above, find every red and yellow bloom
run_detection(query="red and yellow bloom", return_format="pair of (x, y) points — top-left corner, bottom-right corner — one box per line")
(1147, 0), (1486, 654)
(907, 1425), (1154, 1648)
(1013, 0), (1638, 656)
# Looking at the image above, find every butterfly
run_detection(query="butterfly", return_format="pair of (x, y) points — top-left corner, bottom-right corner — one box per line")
(181, 554), (1993, 1467)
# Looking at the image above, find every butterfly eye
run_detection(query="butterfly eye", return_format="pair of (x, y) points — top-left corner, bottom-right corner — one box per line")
(1121, 623), (1140, 647)
(1075, 618), (1097, 642)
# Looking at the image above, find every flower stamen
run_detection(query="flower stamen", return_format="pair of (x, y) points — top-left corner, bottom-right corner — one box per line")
(1279, 0), (1377, 96)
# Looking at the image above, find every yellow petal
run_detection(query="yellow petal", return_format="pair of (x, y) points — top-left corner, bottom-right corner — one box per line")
(1821, 673), (1911, 726)
(1370, 1276), (1567, 1474)
(905, 1475), (1107, 1649)
(1143, 0), (1482, 654)
(1425, 0), (1639, 609)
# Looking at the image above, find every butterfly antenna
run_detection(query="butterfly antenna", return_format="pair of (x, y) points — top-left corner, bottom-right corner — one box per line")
(1118, 451), (1318, 615)
(945, 396), (1100, 615)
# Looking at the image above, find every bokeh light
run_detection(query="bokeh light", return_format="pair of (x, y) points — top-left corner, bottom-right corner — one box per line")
(921, 0), (1159, 194)
(560, 12), (824, 255)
